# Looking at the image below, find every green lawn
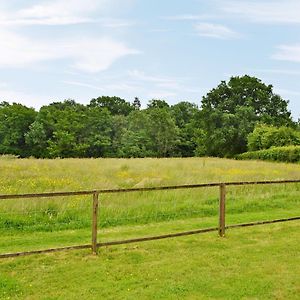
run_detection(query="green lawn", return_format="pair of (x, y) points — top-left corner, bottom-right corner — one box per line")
(0, 220), (299, 300)
(0, 157), (299, 299)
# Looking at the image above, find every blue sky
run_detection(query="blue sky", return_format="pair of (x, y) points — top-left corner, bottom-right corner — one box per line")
(0, 0), (300, 119)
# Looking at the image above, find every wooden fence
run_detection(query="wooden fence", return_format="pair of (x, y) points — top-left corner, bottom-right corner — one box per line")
(0, 179), (300, 258)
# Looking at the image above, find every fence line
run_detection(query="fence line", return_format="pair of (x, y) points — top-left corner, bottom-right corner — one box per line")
(0, 179), (299, 259)
(1, 179), (300, 200)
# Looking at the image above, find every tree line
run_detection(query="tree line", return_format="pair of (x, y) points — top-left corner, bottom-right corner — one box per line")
(0, 75), (297, 159)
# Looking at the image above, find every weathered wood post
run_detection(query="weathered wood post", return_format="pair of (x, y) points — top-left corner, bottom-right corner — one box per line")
(92, 192), (99, 255)
(219, 183), (226, 237)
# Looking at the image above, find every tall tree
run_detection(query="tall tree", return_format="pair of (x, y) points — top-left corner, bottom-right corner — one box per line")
(147, 99), (169, 109)
(25, 121), (48, 158)
(84, 106), (113, 157)
(132, 97), (141, 110)
(0, 102), (36, 156)
(89, 96), (134, 116)
(201, 75), (293, 157)
(119, 110), (153, 158)
(146, 107), (179, 157)
(171, 102), (199, 157)
(26, 100), (88, 158)
(110, 114), (127, 157)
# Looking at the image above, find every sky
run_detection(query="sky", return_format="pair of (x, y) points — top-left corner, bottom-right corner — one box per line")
(0, 0), (300, 119)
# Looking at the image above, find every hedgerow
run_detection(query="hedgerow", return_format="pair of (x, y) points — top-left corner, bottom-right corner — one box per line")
(236, 146), (300, 163)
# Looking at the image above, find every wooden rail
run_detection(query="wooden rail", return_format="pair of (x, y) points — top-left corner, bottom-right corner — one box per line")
(0, 179), (299, 259)
(1, 179), (300, 200)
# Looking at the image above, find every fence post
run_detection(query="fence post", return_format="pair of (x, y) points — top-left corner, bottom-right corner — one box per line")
(219, 183), (226, 237)
(92, 192), (99, 255)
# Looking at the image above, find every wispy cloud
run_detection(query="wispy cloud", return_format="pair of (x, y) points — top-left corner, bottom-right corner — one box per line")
(195, 22), (239, 39)
(148, 29), (171, 33)
(147, 90), (177, 99)
(0, 29), (139, 72)
(128, 70), (202, 95)
(0, 30), (59, 67)
(162, 14), (216, 21)
(128, 70), (178, 84)
(0, 16), (134, 27)
(221, 0), (300, 24)
(105, 83), (140, 92)
(101, 19), (135, 28)
(0, 83), (48, 108)
(64, 80), (140, 93)
(0, 82), (9, 89)
(70, 38), (139, 72)
(0, 0), (134, 27)
(274, 88), (300, 97)
(272, 44), (300, 63)
(0, 0), (100, 26)
(63, 81), (105, 91)
(253, 69), (300, 76)
(156, 82), (180, 90)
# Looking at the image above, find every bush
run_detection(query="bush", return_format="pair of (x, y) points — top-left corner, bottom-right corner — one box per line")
(236, 146), (300, 163)
(247, 124), (300, 151)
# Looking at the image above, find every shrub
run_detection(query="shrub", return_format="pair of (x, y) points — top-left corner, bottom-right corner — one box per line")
(247, 124), (300, 151)
(236, 145), (300, 163)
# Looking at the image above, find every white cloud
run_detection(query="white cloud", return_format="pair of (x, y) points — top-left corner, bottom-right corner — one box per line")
(0, 16), (134, 27)
(148, 29), (171, 33)
(105, 83), (140, 92)
(0, 29), (139, 72)
(253, 69), (300, 76)
(156, 82), (180, 90)
(63, 81), (105, 91)
(272, 44), (300, 63)
(0, 0), (99, 26)
(0, 16), (92, 26)
(0, 30), (60, 67)
(147, 90), (177, 99)
(162, 14), (216, 21)
(19, 0), (100, 18)
(195, 22), (239, 39)
(0, 84), (48, 108)
(128, 70), (201, 94)
(64, 80), (139, 92)
(274, 88), (300, 97)
(221, 0), (300, 24)
(0, 82), (9, 89)
(101, 19), (135, 28)
(0, 0), (134, 27)
(70, 38), (139, 72)
(128, 70), (177, 84)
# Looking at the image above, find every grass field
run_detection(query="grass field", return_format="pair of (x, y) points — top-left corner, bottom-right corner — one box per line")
(1, 157), (300, 232)
(0, 157), (300, 299)
(0, 221), (299, 299)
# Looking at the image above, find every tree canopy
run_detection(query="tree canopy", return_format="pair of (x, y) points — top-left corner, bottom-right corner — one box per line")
(0, 75), (296, 158)
(0, 102), (37, 157)
(200, 75), (292, 156)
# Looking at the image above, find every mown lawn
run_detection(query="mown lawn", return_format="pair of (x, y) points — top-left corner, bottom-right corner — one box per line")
(0, 220), (299, 300)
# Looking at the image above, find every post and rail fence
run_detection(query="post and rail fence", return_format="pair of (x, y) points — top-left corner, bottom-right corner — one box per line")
(0, 179), (300, 258)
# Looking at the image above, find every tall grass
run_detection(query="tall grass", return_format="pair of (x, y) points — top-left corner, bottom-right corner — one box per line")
(0, 157), (300, 232)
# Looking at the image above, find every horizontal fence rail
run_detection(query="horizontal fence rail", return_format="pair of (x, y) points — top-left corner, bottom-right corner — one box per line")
(1, 179), (300, 200)
(0, 179), (299, 259)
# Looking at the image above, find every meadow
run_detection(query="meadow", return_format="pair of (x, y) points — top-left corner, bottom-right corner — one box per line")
(0, 157), (300, 299)
(1, 156), (300, 232)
